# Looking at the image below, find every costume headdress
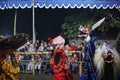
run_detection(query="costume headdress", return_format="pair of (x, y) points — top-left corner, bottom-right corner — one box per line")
(49, 36), (65, 50)
(0, 33), (28, 80)
(78, 17), (105, 42)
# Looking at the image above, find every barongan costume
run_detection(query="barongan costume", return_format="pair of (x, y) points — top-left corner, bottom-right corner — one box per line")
(49, 36), (72, 80)
(0, 33), (28, 80)
(94, 43), (120, 80)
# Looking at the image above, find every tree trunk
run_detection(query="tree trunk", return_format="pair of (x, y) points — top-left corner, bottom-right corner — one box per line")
(115, 31), (120, 53)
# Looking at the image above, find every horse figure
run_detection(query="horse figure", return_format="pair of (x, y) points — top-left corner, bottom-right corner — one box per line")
(0, 33), (28, 80)
(78, 18), (105, 80)
(93, 42), (120, 80)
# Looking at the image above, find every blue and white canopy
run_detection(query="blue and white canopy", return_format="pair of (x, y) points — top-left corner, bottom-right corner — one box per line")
(0, 0), (120, 9)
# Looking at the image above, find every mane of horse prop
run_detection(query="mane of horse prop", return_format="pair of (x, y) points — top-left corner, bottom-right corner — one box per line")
(93, 42), (120, 80)
(0, 33), (28, 80)
(49, 36), (73, 80)
(78, 17), (105, 80)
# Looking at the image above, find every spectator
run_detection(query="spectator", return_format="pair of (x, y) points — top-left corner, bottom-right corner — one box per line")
(43, 53), (52, 74)
(38, 43), (44, 52)
(70, 43), (78, 51)
(18, 54), (24, 73)
(77, 43), (84, 51)
(34, 54), (42, 74)
(34, 43), (37, 52)
(66, 44), (72, 51)
(36, 40), (40, 50)
(45, 43), (51, 51)
(70, 53), (78, 73)
(25, 54), (32, 73)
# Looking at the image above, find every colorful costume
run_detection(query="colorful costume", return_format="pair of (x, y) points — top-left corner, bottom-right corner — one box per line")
(78, 18), (105, 80)
(0, 33), (28, 80)
(49, 36), (72, 80)
(94, 43), (120, 80)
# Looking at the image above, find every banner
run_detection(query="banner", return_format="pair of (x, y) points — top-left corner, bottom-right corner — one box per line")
(0, 0), (120, 9)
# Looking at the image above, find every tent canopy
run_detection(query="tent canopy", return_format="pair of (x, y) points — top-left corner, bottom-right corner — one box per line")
(0, 0), (120, 10)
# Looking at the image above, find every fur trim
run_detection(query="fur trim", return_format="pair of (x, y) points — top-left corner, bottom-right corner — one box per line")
(113, 49), (120, 79)
(94, 49), (105, 79)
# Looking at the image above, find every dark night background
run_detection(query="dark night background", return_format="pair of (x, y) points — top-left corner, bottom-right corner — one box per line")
(0, 7), (83, 41)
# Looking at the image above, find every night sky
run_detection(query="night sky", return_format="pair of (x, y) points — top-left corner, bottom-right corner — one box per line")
(0, 7), (83, 41)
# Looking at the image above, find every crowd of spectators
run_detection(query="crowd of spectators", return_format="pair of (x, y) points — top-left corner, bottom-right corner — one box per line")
(16, 39), (85, 75)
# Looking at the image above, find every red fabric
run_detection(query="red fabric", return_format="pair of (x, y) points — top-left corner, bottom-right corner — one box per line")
(54, 76), (66, 80)
(54, 69), (72, 80)
(70, 46), (78, 51)
(54, 72), (66, 80)
(48, 37), (53, 43)
(50, 49), (72, 80)
(56, 49), (64, 53)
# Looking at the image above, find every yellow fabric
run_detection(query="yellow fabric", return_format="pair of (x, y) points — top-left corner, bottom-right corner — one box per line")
(0, 59), (19, 80)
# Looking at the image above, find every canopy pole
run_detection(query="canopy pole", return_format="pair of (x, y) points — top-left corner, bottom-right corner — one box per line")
(14, 10), (17, 35)
(32, 0), (36, 44)
(32, 0), (35, 75)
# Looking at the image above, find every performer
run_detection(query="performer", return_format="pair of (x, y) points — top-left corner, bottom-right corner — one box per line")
(49, 36), (73, 80)
(93, 42), (120, 80)
(0, 33), (28, 80)
(78, 18), (105, 80)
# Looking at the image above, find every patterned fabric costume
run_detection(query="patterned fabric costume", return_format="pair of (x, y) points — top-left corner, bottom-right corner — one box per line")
(78, 18), (105, 80)
(94, 43), (120, 80)
(49, 36), (72, 80)
(0, 33), (28, 80)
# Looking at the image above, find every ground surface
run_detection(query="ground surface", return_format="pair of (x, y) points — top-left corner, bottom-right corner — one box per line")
(18, 73), (54, 80)
(18, 73), (79, 80)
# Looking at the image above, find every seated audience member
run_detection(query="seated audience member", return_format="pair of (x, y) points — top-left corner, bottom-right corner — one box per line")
(34, 54), (42, 74)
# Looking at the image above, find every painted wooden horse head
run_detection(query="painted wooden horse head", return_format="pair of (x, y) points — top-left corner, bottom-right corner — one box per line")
(78, 17), (105, 42)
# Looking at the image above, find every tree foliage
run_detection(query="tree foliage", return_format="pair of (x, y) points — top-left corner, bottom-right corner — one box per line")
(61, 8), (120, 39)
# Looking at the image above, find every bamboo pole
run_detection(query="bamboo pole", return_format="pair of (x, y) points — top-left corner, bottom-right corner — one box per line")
(32, 0), (36, 44)
(14, 10), (17, 35)
(32, 0), (35, 75)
